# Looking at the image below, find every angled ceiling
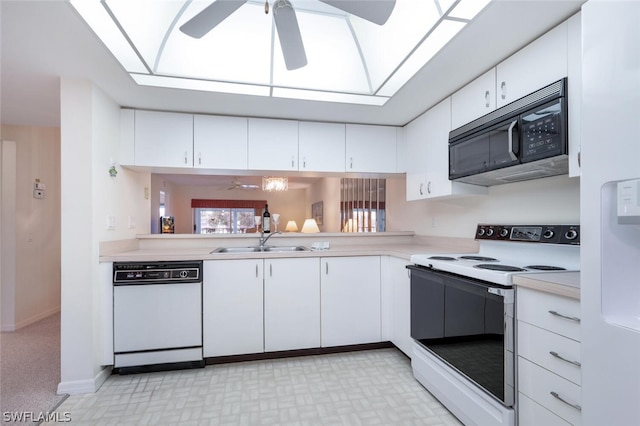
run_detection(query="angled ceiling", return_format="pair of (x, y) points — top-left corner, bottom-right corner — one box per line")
(1, 1), (584, 128)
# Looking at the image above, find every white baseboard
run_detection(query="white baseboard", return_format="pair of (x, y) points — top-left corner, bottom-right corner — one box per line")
(57, 366), (112, 395)
(1, 306), (61, 332)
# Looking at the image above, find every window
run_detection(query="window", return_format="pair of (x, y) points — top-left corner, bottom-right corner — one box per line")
(191, 199), (267, 234)
(340, 178), (386, 232)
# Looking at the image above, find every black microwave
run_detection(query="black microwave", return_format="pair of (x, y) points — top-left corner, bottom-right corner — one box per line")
(449, 78), (568, 186)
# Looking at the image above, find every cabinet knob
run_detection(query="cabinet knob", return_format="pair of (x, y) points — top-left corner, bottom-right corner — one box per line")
(184, 151), (188, 164)
(500, 81), (507, 100)
(419, 183), (424, 195)
(485, 90), (490, 108)
(198, 152), (202, 165)
(427, 181), (432, 194)
(349, 157), (353, 169)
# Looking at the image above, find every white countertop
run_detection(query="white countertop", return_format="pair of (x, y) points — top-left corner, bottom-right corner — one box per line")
(513, 272), (580, 300)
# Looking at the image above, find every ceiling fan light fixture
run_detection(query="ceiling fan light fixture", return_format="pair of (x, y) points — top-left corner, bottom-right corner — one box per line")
(262, 176), (289, 192)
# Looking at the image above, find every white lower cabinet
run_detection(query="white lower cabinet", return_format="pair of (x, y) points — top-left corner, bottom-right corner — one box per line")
(203, 260), (264, 357)
(382, 256), (412, 358)
(320, 256), (381, 347)
(264, 258), (320, 352)
(517, 287), (581, 425)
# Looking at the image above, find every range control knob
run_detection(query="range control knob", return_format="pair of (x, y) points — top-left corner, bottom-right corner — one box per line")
(477, 228), (486, 236)
(500, 228), (509, 238)
(543, 229), (555, 239)
(486, 228), (495, 237)
(565, 229), (578, 240)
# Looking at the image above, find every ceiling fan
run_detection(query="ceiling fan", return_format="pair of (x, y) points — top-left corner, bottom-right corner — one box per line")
(226, 177), (260, 190)
(180, 0), (397, 70)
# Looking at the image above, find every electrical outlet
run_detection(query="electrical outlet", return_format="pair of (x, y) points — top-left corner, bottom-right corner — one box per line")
(107, 215), (116, 230)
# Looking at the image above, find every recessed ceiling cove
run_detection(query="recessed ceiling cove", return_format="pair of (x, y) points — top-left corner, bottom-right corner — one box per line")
(71, 0), (489, 105)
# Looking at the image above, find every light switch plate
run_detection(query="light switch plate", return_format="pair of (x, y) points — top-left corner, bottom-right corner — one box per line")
(107, 215), (116, 230)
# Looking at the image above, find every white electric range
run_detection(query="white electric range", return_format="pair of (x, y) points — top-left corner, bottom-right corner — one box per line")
(409, 224), (580, 426)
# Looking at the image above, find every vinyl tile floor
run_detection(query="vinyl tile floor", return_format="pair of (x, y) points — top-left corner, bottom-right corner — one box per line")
(46, 348), (463, 425)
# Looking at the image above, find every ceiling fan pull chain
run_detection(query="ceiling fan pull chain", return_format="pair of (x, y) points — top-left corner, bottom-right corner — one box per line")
(265, 0), (269, 14)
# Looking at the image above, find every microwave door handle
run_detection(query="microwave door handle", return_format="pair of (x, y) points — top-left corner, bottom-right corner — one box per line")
(507, 120), (518, 161)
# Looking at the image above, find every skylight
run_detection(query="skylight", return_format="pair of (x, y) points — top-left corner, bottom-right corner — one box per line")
(71, 0), (490, 105)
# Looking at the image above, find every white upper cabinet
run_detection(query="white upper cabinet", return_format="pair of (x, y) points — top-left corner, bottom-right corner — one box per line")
(496, 21), (568, 108)
(193, 115), (247, 170)
(451, 68), (497, 130)
(298, 121), (346, 172)
(405, 98), (487, 200)
(247, 118), (298, 171)
(345, 124), (398, 173)
(567, 12), (581, 178)
(134, 110), (193, 168)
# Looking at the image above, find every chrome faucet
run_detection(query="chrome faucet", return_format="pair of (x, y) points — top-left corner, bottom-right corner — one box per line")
(259, 231), (281, 250)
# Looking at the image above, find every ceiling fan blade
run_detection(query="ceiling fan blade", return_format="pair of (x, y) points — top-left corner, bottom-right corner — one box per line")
(180, 0), (248, 39)
(318, 0), (396, 25)
(273, 0), (307, 70)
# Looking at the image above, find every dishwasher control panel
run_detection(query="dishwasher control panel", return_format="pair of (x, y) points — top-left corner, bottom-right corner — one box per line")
(113, 261), (202, 284)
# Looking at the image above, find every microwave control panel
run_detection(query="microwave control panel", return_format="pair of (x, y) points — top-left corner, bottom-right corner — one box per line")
(521, 99), (563, 158)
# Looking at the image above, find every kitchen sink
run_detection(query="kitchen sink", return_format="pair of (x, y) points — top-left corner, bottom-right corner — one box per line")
(210, 246), (261, 253)
(264, 246), (309, 252)
(210, 246), (309, 254)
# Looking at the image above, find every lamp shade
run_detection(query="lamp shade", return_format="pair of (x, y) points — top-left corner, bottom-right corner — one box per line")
(285, 220), (299, 232)
(301, 218), (320, 233)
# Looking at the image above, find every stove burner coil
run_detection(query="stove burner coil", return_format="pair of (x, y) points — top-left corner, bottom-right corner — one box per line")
(428, 256), (457, 261)
(525, 265), (567, 271)
(474, 264), (526, 272)
(459, 255), (498, 262)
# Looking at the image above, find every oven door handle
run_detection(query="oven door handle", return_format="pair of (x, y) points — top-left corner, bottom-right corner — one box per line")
(488, 287), (514, 303)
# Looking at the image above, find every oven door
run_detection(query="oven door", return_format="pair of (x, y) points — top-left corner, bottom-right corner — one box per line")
(409, 265), (514, 407)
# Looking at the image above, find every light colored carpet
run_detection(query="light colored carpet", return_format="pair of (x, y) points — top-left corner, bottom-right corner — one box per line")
(0, 313), (67, 424)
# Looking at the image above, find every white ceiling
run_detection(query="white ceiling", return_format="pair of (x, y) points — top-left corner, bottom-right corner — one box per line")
(1, 1), (584, 129)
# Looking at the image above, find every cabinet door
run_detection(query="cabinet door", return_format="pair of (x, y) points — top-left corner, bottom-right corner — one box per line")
(345, 124), (397, 173)
(298, 121), (345, 172)
(424, 98), (485, 199)
(451, 68), (496, 129)
(567, 12), (581, 178)
(264, 258), (320, 352)
(203, 260), (264, 357)
(134, 110), (193, 168)
(496, 21), (568, 108)
(405, 110), (430, 201)
(248, 118), (298, 171)
(193, 115), (247, 169)
(389, 257), (412, 358)
(321, 256), (381, 347)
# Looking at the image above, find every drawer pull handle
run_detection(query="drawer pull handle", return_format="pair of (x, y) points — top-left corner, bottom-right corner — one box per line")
(550, 391), (582, 411)
(548, 310), (581, 322)
(549, 351), (581, 367)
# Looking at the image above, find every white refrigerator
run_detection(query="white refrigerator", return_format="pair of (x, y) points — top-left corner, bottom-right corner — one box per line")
(581, 1), (640, 425)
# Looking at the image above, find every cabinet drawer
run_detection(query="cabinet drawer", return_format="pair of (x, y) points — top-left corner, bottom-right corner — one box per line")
(519, 392), (572, 426)
(517, 287), (580, 341)
(519, 357), (581, 425)
(518, 321), (581, 385)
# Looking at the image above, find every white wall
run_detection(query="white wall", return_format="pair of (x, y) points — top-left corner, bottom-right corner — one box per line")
(386, 174), (580, 236)
(1, 125), (61, 331)
(59, 78), (149, 395)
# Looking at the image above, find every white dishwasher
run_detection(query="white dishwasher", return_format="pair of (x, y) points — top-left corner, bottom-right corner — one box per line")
(113, 261), (204, 372)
